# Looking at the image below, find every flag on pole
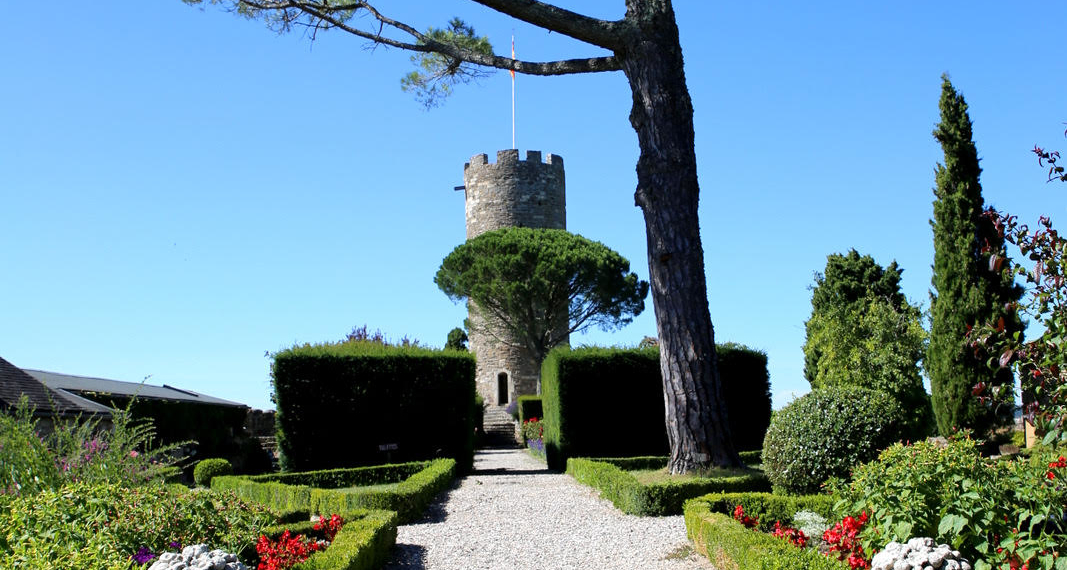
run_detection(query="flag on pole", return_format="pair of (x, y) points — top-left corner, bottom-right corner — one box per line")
(510, 36), (516, 79)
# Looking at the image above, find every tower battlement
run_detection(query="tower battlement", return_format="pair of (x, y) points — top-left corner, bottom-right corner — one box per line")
(464, 149), (564, 171)
(463, 149), (566, 240)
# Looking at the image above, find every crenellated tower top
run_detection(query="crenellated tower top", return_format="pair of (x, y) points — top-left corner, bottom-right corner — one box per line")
(463, 149), (566, 239)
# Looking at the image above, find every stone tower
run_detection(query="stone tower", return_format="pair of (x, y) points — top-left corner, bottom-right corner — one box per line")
(462, 149), (567, 407)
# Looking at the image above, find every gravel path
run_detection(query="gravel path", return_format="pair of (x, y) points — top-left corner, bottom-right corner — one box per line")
(382, 448), (716, 570)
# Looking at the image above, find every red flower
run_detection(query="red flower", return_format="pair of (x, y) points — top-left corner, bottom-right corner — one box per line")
(732, 505), (758, 529)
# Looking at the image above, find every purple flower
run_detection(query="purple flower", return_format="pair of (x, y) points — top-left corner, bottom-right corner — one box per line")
(169, 541), (182, 550)
(132, 546), (156, 564)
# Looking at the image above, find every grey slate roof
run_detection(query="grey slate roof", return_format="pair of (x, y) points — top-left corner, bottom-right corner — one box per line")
(0, 356), (114, 417)
(25, 369), (247, 408)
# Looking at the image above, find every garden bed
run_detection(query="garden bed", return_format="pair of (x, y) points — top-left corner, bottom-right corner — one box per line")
(212, 458), (455, 524)
(566, 456), (770, 516)
(259, 508), (398, 570)
(684, 494), (851, 570)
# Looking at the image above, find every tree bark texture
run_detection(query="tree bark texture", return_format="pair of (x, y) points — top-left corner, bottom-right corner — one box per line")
(621, 0), (740, 473)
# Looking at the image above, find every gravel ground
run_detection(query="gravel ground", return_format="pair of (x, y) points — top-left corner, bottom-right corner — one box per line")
(382, 448), (716, 570)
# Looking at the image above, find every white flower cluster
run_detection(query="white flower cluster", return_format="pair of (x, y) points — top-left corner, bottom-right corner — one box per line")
(871, 537), (973, 570)
(146, 544), (247, 570)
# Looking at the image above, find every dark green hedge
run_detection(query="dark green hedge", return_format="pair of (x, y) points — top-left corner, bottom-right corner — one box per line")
(685, 502), (850, 570)
(517, 396), (543, 423)
(271, 341), (475, 473)
(542, 344), (771, 470)
(542, 347), (667, 471)
(211, 458), (455, 524)
(718, 343), (773, 452)
(565, 457), (770, 516)
(738, 450), (762, 466)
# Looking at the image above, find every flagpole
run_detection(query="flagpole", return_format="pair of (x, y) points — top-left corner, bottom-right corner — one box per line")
(511, 35), (516, 149)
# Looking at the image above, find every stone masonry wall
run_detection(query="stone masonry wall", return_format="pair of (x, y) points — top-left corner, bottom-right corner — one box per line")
(463, 149), (568, 406)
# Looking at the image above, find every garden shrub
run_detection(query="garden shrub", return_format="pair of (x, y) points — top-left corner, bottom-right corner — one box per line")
(829, 436), (1067, 570)
(517, 396), (543, 423)
(684, 500), (850, 570)
(0, 482), (275, 568)
(272, 341), (475, 473)
(566, 457), (770, 516)
(521, 417), (544, 444)
(194, 458), (234, 487)
(762, 386), (908, 495)
(804, 296), (934, 442)
(0, 396), (184, 497)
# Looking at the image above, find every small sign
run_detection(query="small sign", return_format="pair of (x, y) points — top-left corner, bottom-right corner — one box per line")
(378, 443), (398, 451)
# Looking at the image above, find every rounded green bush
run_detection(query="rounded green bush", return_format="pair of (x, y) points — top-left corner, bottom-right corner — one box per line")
(193, 457), (234, 487)
(761, 385), (908, 495)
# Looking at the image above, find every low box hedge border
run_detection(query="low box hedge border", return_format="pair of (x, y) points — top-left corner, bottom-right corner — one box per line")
(212, 458), (455, 524)
(684, 501), (850, 570)
(566, 457), (771, 516)
(688, 491), (834, 530)
(259, 508), (398, 570)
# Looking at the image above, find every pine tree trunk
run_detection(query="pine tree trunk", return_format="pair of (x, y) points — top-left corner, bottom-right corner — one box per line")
(621, 0), (740, 473)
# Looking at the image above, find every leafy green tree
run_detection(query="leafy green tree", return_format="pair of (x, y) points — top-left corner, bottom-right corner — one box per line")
(182, 0), (742, 472)
(445, 327), (469, 351)
(805, 296), (932, 440)
(927, 75), (1024, 437)
(436, 227), (648, 368)
(803, 249), (906, 384)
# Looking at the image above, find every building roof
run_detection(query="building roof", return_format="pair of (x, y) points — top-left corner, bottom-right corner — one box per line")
(0, 356), (113, 418)
(25, 369), (247, 408)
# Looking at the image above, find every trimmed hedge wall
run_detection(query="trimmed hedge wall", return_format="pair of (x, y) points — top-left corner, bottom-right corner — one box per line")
(542, 344), (771, 470)
(517, 396), (543, 423)
(718, 342), (774, 452)
(211, 458), (455, 524)
(271, 341), (476, 473)
(565, 457), (770, 516)
(685, 502), (850, 570)
(542, 347), (666, 471)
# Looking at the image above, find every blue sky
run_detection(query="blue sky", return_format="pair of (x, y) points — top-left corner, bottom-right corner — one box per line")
(2, 2), (1064, 411)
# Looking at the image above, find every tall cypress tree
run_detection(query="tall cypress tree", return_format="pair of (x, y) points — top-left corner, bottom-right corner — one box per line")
(927, 75), (1023, 437)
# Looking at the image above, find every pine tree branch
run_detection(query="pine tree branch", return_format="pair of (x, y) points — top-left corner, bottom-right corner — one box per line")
(237, 0), (621, 75)
(468, 0), (625, 51)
